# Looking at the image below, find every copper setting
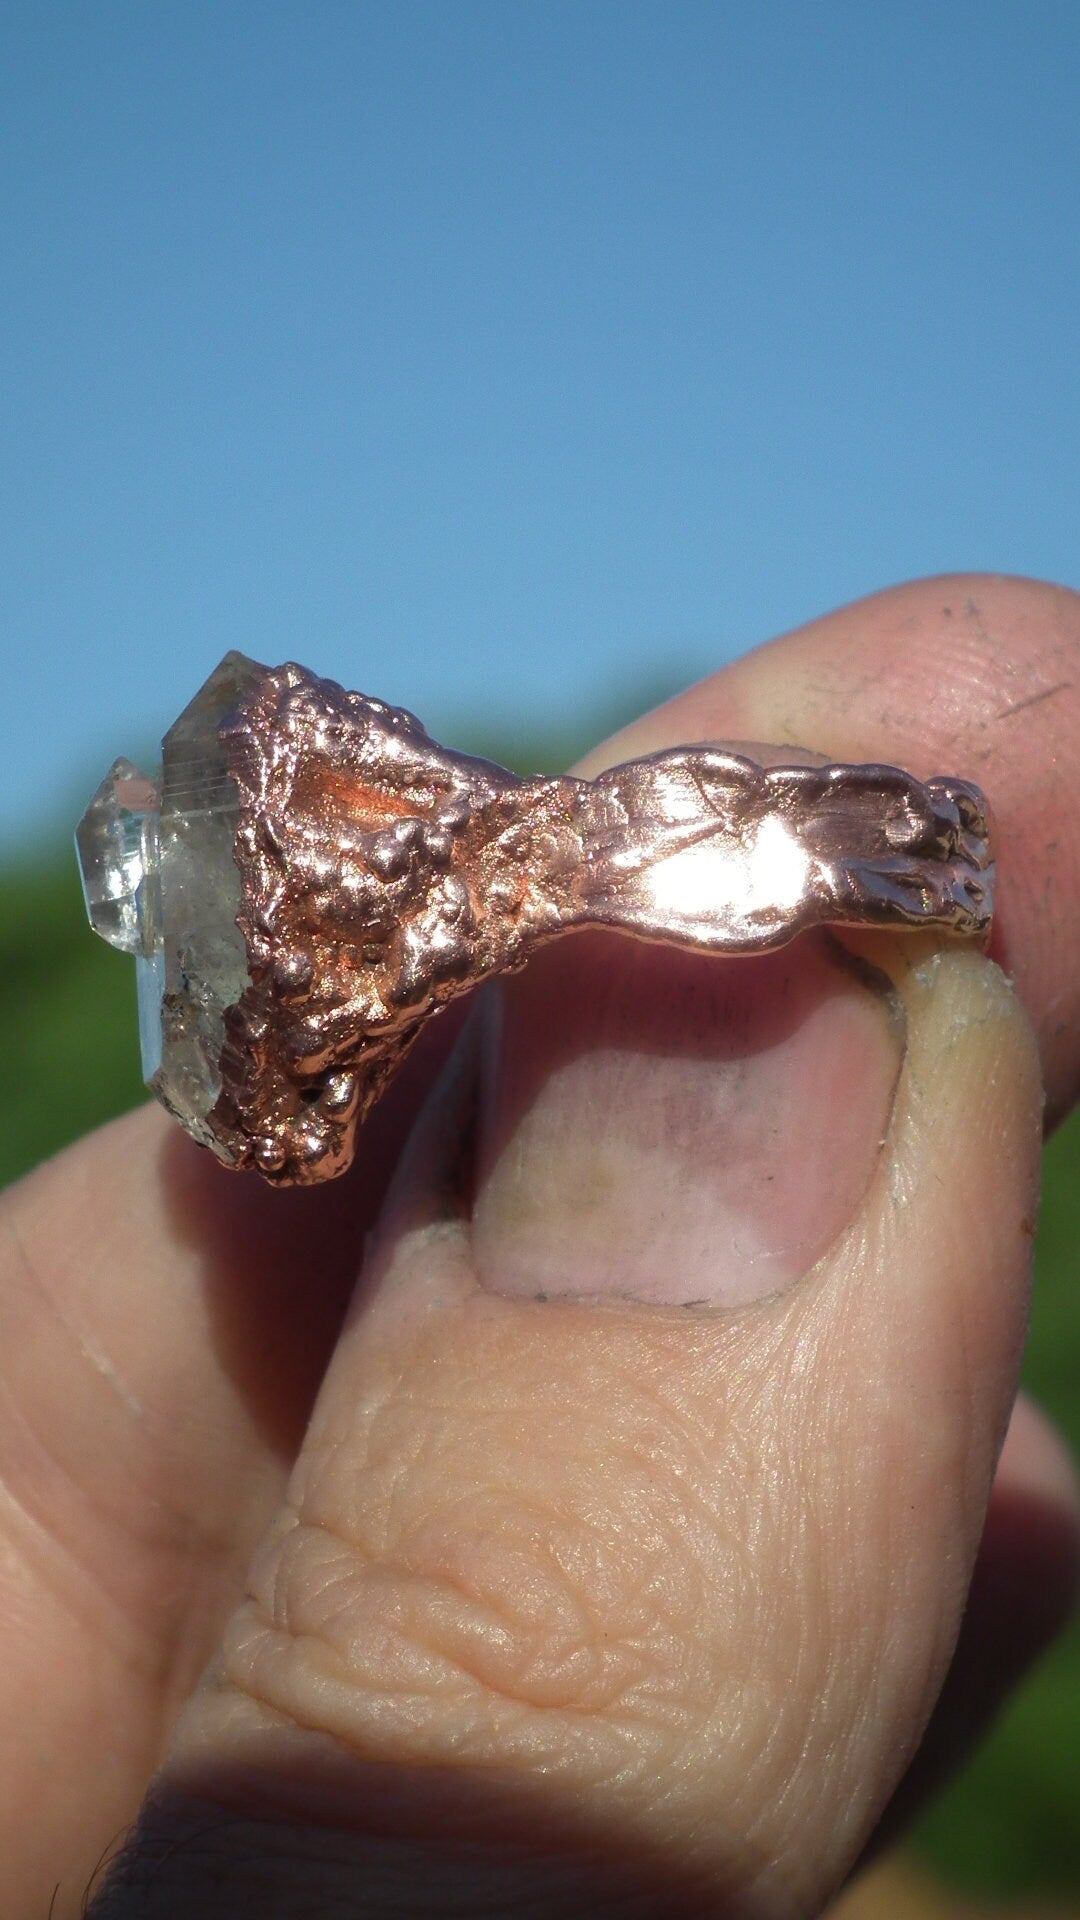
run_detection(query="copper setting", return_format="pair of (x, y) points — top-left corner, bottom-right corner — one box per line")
(77, 654), (994, 1184)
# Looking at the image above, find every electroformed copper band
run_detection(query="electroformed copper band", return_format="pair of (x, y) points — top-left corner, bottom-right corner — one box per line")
(208, 661), (992, 1184)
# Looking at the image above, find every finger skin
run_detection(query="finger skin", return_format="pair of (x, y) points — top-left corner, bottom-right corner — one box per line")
(0, 1020), (456, 1920)
(0, 1111), (355, 1917)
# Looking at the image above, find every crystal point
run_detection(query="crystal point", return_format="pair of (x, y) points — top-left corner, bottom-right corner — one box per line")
(76, 655), (264, 1153)
(75, 758), (161, 956)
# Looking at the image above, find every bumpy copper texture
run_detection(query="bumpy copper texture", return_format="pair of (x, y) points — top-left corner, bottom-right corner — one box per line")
(209, 661), (993, 1184)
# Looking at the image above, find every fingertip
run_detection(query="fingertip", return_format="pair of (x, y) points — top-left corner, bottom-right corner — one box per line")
(999, 1392), (1080, 1518)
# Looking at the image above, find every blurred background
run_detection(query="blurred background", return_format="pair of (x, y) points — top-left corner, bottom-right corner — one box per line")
(1, 3), (1077, 1909)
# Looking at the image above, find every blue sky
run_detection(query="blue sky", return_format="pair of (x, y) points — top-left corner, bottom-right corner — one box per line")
(2, 1), (1077, 850)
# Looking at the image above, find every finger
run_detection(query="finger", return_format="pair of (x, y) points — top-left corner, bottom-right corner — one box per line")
(863, 1390), (1080, 1860)
(589, 573), (1080, 1125)
(0, 1012), (458, 1919)
(111, 594), (1050, 1913)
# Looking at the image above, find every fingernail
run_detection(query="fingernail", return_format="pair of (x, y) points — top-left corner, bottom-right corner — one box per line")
(471, 930), (903, 1308)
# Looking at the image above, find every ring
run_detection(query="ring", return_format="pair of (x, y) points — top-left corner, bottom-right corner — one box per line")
(76, 652), (994, 1185)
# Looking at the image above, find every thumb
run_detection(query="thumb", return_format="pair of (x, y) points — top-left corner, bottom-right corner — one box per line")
(104, 879), (1039, 1918)
(96, 692), (1047, 1912)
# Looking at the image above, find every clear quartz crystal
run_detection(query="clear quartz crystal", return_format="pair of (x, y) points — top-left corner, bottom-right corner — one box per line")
(75, 759), (161, 956)
(75, 652), (259, 1154)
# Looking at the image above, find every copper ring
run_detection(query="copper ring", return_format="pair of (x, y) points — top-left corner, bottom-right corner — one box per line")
(76, 652), (994, 1185)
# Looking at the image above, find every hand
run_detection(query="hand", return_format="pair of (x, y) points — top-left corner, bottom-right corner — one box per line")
(2, 574), (1078, 1918)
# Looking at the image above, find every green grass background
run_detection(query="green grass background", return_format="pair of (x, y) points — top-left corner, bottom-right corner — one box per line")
(1, 796), (1077, 1903)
